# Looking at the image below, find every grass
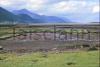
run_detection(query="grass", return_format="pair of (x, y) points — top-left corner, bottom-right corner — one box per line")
(0, 51), (99, 67)
(0, 27), (88, 37)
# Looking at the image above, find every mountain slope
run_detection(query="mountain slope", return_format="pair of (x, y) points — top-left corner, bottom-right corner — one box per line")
(0, 7), (70, 24)
(0, 7), (18, 22)
(13, 9), (41, 19)
(17, 14), (41, 23)
(13, 9), (70, 23)
(41, 16), (66, 23)
(0, 7), (41, 24)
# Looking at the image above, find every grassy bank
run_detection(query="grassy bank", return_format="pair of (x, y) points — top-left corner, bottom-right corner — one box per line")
(0, 51), (99, 67)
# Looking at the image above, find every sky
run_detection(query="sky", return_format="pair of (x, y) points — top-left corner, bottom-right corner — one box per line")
(0, 0), (100, 23)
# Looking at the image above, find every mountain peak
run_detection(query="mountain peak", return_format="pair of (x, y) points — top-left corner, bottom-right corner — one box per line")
(20, 9), (28, 11)
(19, 9), (31, 12)
(14, 9), (31, 14)
(13, 9), (41, 19)
(0, 7), (71, 24)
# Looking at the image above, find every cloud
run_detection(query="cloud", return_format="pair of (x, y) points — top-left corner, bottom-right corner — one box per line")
(49, 1), (73, 12)
(49, 1), (97, 13)
(0, 0), (99, 13)
(0, 0), (12, 6)
(0, 0), (47, 11)
(25, 0), (47, 11)
(92, 5), (100, 13)
(43, 1), (79, 15)
(41, 0), (99, 16)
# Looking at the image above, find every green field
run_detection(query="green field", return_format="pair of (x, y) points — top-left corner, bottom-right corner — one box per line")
(0, 51), (99, 67)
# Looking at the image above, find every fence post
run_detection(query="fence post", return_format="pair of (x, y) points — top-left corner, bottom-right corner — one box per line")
(13, 27), (15, 40)
(76, 30), (79, 41)
(81, 29), (84, 40)
(54, 25), (56, 40)
(65, 32), (68, 40)
(43, 31), (46, 40)
(70, 28), (73, 40)
(87, 30), (91, 40)
(29, 26), (32, 40)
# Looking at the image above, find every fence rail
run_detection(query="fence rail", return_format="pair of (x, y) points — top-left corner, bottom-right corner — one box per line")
(0, 24), (99, 42)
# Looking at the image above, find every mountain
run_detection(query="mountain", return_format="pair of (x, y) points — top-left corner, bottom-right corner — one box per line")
(41, 15), (66, 23)
(13, 9), (70, 23)
(0, 7), (18, 22)
(0, 7), (70, 24)
(0, 7), (40, 24)
(13, 9), (41, 19)
(17, 14), (41, 23)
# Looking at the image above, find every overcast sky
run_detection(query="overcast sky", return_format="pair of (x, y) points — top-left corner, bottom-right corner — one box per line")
(0, 0), (100, 23)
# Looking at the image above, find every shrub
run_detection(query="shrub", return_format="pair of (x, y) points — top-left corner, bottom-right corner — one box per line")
(0, 56), (7, 60)
(66, 62), (76, 65)
(31, 59), (38, 63)
(41, 53), (48, 58)
(88, 46), (98, 51)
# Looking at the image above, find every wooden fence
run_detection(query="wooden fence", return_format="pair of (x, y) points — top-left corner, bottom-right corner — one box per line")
(10, 24), (99, 42)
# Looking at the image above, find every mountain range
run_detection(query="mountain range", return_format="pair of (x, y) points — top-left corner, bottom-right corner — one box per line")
(0, 7), (70, 24)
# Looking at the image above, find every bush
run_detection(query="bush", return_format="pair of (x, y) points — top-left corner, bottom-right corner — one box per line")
(41, 53), (48, 58)
(66, 62), (76, 65)
(88, 46), (98, 51)
(0, 56), (7, 60)
(31, 59), (38, 63)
